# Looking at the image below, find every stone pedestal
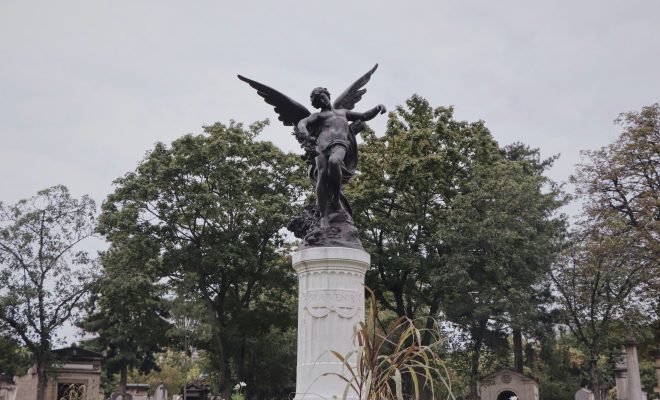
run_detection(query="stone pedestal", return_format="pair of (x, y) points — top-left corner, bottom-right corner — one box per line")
(292, 247), (370, 400)
(624, 338), (643, 400)
(615, 347), (628, 400)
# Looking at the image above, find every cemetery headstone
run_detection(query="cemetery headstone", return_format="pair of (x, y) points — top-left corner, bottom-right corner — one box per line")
(154, 384), (167, 400)
(575, 387), (594, 400)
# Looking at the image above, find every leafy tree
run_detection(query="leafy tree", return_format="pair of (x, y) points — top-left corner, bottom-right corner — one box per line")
(349, 95), (500, 320)
(571, 103), (659, 265)
(81, 235), (171, 392)
(0, 185), (96, 400)
(552, 104), (660, 400)
(442, 154), (565, 397)
(349, 96), (566, 398)
(0, 331), (31, 376)
(551, 213), (655, 400)
(98, 121), (304, 398)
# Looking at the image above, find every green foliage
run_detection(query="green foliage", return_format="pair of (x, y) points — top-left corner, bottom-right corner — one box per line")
(98, 121), (305, 396)
(80, 236), (172, 389)
(329, 288), (455, 400)
(349, 95), (567, 397)
(550, 104), (660, 400)
(126, 350), (199, 397)
(348, 95), (501, 320)
(0, 185), (96, 400)
(572, 103), (660, 265)
(0, 333), (31, 376)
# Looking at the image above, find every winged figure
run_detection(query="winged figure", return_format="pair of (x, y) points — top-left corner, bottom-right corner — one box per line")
(238, 65), (386, 233)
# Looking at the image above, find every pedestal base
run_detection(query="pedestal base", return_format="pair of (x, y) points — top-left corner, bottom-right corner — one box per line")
(292, 247), (369, 400)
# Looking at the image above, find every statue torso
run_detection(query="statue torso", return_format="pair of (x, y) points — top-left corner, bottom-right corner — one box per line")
(313, 109), (350, 152)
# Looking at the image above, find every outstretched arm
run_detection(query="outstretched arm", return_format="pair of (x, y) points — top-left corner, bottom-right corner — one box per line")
(346, 104), (387, 122)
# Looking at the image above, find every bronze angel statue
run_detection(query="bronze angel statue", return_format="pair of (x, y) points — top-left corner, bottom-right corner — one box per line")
(238, 65), (386, 249)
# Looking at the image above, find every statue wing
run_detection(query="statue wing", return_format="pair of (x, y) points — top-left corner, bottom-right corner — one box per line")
(237, 75), (311, 126)
(333, 64), (378, 110)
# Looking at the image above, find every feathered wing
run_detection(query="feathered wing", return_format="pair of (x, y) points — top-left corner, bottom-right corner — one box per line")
(333, 64), (378, 110)
(237, 75), (311, 126)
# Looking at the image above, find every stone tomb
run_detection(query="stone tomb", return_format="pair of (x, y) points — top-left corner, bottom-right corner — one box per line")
(575, 387), (595, 400)
(125, 384), (149, 400)
(153, 384), (168, 400)
(0, 374), (16, 400)
(14, 344), (103, 400)
(480, 369), (539, 400)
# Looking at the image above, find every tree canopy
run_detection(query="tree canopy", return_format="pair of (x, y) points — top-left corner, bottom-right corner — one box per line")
(0, 185), (96, 400)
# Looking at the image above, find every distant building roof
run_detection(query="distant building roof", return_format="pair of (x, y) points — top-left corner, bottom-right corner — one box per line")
(480, 368), (539, 384)
(51, 344), (103, 361)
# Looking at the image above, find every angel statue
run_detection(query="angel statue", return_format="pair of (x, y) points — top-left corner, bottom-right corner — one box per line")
(238, 64), (386, 249)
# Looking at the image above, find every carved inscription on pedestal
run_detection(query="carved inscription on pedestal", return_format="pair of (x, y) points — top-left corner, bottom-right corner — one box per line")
(302, 289), (361, 318)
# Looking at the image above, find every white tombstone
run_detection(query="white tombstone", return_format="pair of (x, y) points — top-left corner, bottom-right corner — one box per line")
(154, 384), (167, 400)
(110, 392), (133, 400)
(575, 387), (594, 400)
(292, 246), (369, 400)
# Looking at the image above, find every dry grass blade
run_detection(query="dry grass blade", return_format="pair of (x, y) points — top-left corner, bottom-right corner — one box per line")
(326, 287), (455, 400)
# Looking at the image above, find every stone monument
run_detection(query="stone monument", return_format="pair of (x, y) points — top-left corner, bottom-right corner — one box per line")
(0, 374), (15, 400)
(624, 337), (644, 400)
(615, 348), (629, 400)
(13, 344), (103, 400)
(479, 369), (539, 400)
(239, 66), (386, 398)
(154, 383), (168, 400)
(575, 387), (595, 400)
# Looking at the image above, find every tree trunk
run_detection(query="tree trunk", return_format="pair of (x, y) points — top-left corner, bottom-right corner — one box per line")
(119, 364), (128, 392)
(36, 360), (47, 400)
(468, 319), (487, 400)
(590, 355), (602, 400)
(215, 332), (233, 400)
(513, 328), (523, 373)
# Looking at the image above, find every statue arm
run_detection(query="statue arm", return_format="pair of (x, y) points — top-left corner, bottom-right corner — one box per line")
(346, 104), (386, 122)
(297, 113), (318, 138)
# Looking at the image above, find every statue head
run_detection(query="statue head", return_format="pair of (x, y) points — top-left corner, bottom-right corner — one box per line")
(310, 87), (331, 109)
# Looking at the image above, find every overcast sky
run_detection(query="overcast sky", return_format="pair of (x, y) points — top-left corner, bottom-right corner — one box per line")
(2, 0), (659, 343)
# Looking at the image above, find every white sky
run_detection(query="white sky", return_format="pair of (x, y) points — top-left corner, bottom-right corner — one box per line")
(1, 0), (659, 343)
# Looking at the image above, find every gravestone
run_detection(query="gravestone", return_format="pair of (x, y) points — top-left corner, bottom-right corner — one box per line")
(0, 374), (16, 400)
(154, 384), (168, 400)
(575, 387), (594, 400)
(125, 383), (149, 400)
(624, 337), (643, 400)
(110, 392), (133, 400)
(615, 347), (628, 400)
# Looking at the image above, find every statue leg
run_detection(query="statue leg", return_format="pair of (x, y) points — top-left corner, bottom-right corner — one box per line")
(327, 146), (346, 213)
(315, 154), (331, 229)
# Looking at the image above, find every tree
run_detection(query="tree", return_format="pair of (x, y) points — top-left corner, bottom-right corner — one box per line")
(550, 226), (651, 400)
(98, 121), (304, 398)
(81, 235), (171, 393)
(571, 103), (659, 270)
(0, 331), (31, 376)
(348, 95), (500, 322)
(348, 96), (566, 398)
(550, 104), (660, 400)
(441, 152), (565, 397)
(0, 185), (96, 400)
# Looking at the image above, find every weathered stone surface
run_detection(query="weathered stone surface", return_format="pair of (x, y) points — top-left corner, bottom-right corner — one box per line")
(575, 387), (594, 400)
(292, 247), (369, 400)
